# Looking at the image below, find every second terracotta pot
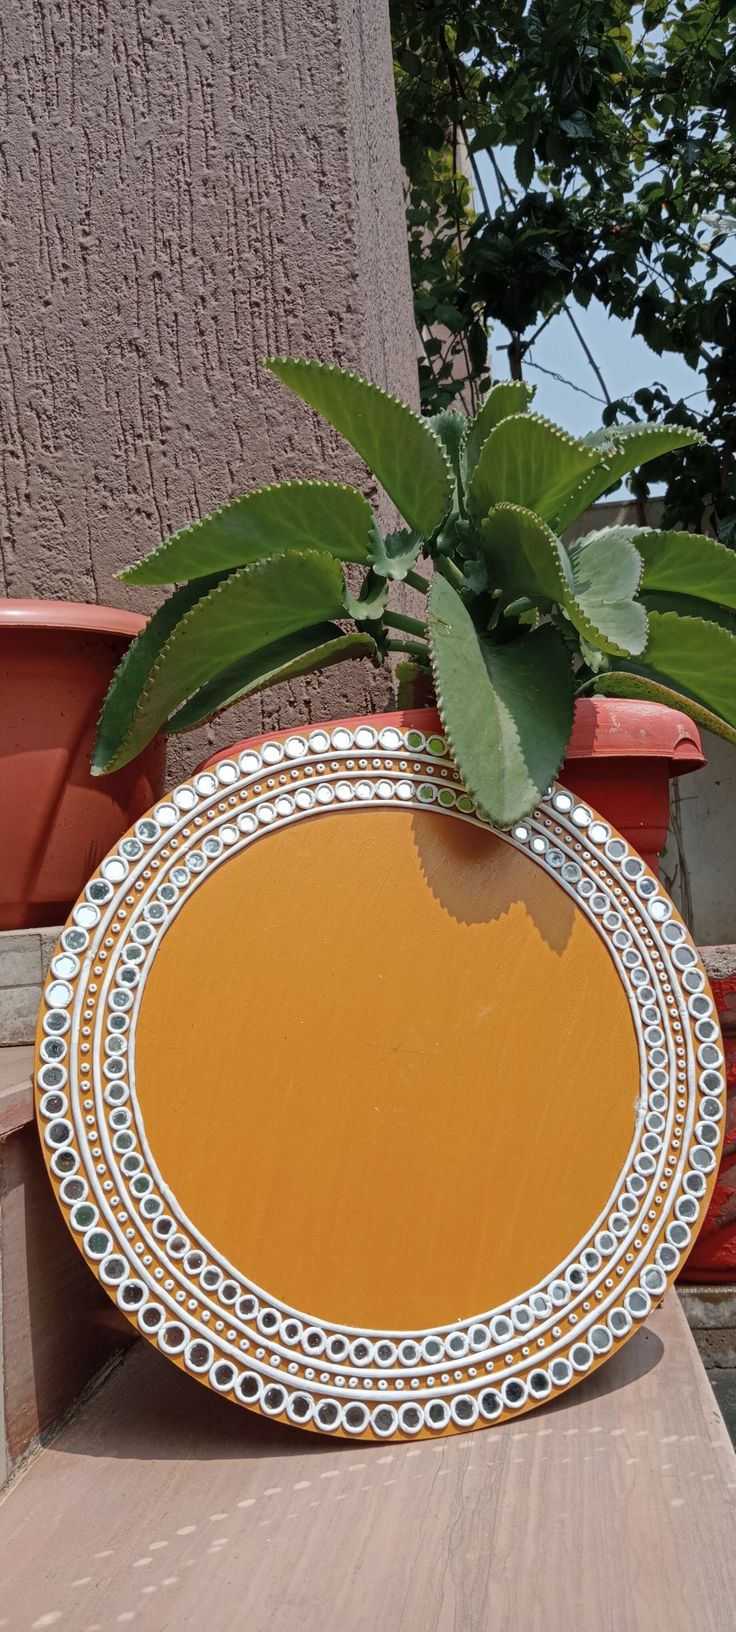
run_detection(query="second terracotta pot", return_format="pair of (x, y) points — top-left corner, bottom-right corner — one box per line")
(0, 600), (166, 931)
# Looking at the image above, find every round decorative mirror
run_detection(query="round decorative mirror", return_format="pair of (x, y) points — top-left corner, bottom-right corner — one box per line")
(35, 714), (722, 1440)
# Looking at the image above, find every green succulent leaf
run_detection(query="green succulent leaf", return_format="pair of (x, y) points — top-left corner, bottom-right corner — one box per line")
(427, 573), (575, 826)
(426, 410), (466, 487)
(482, 504), (646, 656)
(636, 528), (736, 609)
(435, 513), (474, 560)
(343, 569), (390, 622)
(265, 358), (453, 535)
(567, 531), (647, 656)
(567, 525), (641, 552)
(367, 525), (422, 581)
(593, 672), (736, 749)
(482, 503), (573, 603)
(466, 413), (603, 525)
(640, 590), (736, 635)
(553, 424), (703, 532)
(92, 573), (227, 774)
(93, 550), (346, 774)
(119, 481), (373, 584)
(640, 610), (736, 728)
(462, 380), (536, 476)
(166, 624), (376, 734)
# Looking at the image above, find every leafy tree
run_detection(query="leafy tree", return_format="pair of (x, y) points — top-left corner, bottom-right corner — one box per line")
(392, 0), (736, 539)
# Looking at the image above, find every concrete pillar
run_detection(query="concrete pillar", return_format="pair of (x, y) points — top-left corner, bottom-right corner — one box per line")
(2, 0), (418, 775)
(663, 733), (736, 944)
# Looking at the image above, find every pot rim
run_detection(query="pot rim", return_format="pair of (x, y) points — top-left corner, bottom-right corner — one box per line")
(0, 598), (146, 638)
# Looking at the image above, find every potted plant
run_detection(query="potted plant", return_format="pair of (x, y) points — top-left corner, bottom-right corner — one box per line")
(0, 600), (166, 930)
(91, 361), (735, 872)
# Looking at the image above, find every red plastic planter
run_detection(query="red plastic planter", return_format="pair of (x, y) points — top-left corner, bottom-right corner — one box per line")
(201, 698), (705, 877)
(0, 600), (166, 930)
(561, 697), (704, 876)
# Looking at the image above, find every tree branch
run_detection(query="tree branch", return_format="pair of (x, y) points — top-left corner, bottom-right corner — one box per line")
(564, 306), (612, 405)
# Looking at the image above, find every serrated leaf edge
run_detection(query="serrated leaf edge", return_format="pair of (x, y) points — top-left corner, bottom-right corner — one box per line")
(265, 356), (455, 496)
(466, 411), (605, 520)
(485, 502), (646, 658)
(460, 379), (535, 453)
(102, 549), (341, 772)
(636, 526), (736, 591)
(119, 479), (372, 581)
(165, 627), (377, 734)
(553, 426), (704, 531)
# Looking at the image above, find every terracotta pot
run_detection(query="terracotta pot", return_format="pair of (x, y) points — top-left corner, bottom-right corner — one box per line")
(0, 600), (166, 930)
(199, 698), (705, 876)
(561, 697), (704, 876)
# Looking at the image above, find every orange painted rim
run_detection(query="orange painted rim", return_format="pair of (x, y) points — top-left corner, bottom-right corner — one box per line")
(0, 598), (147, 638)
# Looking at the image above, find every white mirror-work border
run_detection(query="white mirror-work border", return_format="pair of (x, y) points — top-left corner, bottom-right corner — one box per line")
(35, 720), (723, 1440)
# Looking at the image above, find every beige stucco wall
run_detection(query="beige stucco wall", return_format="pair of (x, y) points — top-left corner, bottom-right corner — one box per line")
(2, 0), (418, 777)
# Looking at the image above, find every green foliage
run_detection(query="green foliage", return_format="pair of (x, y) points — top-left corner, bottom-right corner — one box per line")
(462, 380), (536, 474)
(566, 530), (647, 655)
(96, 360), (736, 828)
(481, 505), (647, 655)
(637, 610), (736, 728)
(391, 0), (736, 540)
(367, 526), (422, 580)
(553, 426), (704, 532)
(636, 528), (736, 608)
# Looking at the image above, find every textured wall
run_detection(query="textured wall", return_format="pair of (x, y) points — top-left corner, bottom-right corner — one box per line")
(2, 0), (418, 775)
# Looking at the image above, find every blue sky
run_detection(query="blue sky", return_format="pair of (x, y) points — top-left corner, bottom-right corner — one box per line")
(508, 293), (703, 439)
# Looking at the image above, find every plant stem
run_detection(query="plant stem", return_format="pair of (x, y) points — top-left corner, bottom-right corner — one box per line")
(383, 609), (427, 639)
(385, 639), (430, 660)
(435, 557), (465, 591)
(405, 568), (430, 595)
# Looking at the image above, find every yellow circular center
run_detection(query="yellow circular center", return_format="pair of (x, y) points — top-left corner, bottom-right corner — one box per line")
(134, 808), (638, 1331)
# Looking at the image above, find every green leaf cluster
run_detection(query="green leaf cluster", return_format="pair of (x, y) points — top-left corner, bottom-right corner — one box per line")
(95, 361), (736, 831)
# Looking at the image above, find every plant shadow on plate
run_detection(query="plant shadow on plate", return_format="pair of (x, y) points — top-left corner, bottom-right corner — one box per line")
(410, 806), (576, 955)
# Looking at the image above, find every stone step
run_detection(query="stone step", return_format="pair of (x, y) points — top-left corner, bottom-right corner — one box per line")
(0, 1295), (734, 1630)
(0, 1045), (133, 1491)
(679, 1284), (736, 1369)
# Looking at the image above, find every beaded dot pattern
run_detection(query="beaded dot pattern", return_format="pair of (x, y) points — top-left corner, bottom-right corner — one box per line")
(35, 717), (724, 1441)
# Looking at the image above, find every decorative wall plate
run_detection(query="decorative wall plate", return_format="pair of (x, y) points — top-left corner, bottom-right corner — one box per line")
(35, 711), (724, 1442)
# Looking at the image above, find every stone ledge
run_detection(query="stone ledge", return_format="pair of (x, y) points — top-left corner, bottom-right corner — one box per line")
(700, 944), (736, 983)
(2, 1297), (735, 1631)
(678, 1285), (736, 1369)
(0, 929), (59, 1047)
(0, 1043), (133, 1491)
(0, 1046), (34, 1139)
